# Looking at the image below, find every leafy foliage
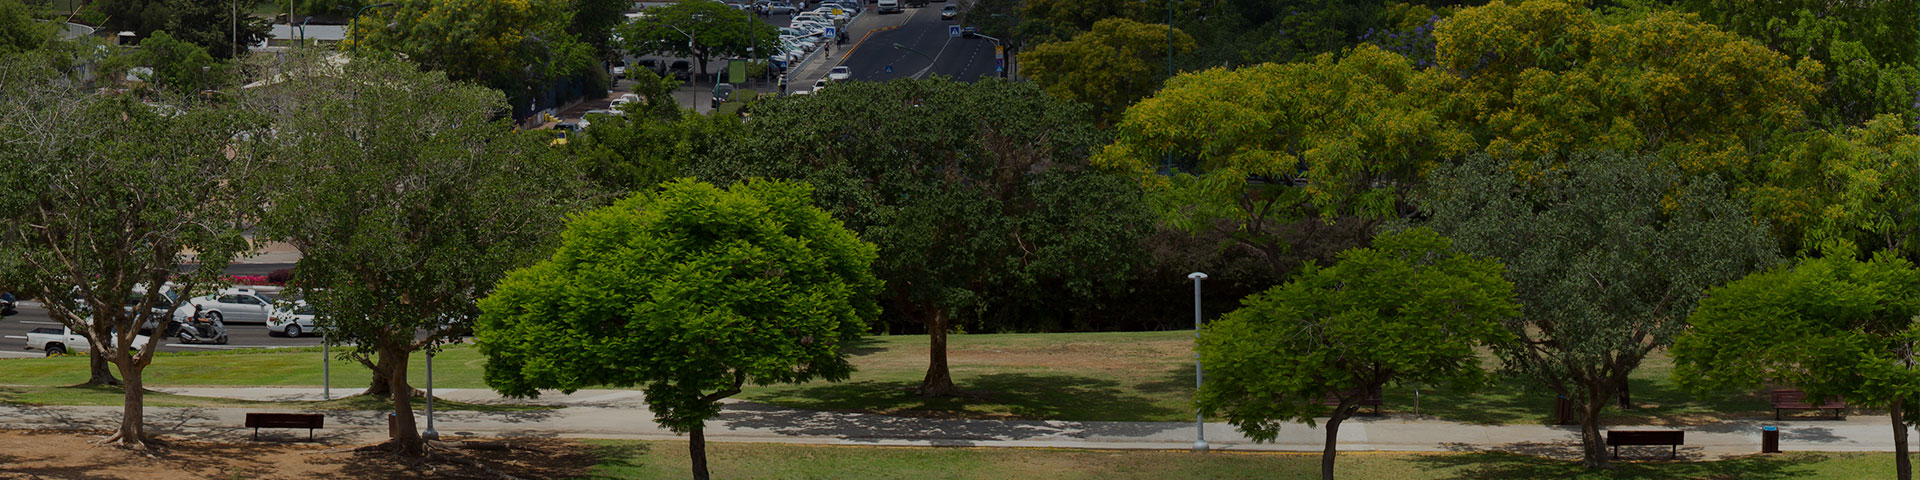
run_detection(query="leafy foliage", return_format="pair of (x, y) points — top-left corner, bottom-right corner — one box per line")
(349, 0), (596, 103)
(1662, 0), (1919, 128)
(98, 0), (271, 59)
(248, 53), (588, 455)
(1413, 151), (1778, 468)
(616, 1), (776, 79)
(1020, 18), (1195, 124)
(137, 30), (228, 94)
(1747, 114), (1920, 260)
(1197, 227), (1515, 479)
(0, 0), (51, 56)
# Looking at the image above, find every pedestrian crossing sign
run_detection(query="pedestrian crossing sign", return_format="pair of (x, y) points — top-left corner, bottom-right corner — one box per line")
(949, 25), (961, 38)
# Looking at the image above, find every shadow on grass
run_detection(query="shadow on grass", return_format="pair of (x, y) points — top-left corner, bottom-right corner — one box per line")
(743, 372), (1182, 423)
(1410, 451), (1825, 479)
(580, 441), (655, 479)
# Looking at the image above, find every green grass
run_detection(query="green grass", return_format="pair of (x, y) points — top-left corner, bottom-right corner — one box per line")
(581, 440), (1916, 479)
(0, 384), (547, 412)
(0, 332), (1805, 425)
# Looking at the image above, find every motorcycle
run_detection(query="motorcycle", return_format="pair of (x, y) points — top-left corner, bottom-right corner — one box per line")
(171, 306), (229, 345)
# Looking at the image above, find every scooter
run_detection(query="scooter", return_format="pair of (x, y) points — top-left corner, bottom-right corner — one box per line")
(172, 306), (229, 345)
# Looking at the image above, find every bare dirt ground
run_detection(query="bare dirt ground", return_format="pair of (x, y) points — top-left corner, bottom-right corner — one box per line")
(0, 429), (593, 479)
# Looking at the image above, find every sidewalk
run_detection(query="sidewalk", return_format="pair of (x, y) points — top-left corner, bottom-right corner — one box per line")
(1, 386), (1911, 458)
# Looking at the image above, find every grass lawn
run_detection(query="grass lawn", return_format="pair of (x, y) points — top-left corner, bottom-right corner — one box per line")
(0, 332), (1802, 425)
(582, 440), (1914, 479)
(0, 384), (545, 412)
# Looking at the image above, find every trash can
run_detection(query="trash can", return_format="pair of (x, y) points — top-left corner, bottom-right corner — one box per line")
(387, 412), (398, 437)
(1554, 395), (1578, 426)
(1762, 425), (1780, 453)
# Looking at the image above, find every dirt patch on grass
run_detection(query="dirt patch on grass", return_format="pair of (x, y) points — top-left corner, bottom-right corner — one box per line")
(0, 429), (593, 479)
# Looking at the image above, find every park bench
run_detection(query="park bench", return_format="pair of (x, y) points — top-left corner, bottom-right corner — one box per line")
(1321, 388), (1384, 416)
(1770, 389), (1846, 420)
(1605, 430), (1684, 459)
(245, 412), (325, 441)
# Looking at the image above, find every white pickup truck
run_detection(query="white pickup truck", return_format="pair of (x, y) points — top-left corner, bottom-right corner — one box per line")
(25, 326), (149, 357)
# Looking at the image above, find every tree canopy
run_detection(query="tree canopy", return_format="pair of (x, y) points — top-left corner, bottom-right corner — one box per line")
(616, 1), (776, 79)
(1198, 227), (1516, 480)
(349, 0), (596, 104)
(0, 0), (51, 56)
(1673, 254), (1920, 479)
(1413, 151), (1778, 469)
(1020, 17), (1195, 124)
(476, 179), (881, 480)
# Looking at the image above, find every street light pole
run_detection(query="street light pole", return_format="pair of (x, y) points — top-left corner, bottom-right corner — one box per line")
(1188, 271), (1208, 453)
(322, 329), (330, 400)
(424, 350), (439, 441)
(350, 3), (396, 53)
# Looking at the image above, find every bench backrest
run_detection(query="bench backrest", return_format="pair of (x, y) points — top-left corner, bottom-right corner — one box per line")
(1770, 389), (1846, 408)
(245, 413), (325, 428)
(1606, 430), (1683, 446)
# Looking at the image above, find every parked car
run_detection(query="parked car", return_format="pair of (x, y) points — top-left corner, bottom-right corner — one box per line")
(267, 300), (317, 338)
(961, 26), (979, 38)
(760, 1), (796, 14)
(26, 324), (149, 357)
(828, 66), (851, 82)
(712, 83), (736, 109)
(807, 7), (850, 21)
(877, 0), (901, 14)
(813, 78), (829, 91)
(611, 60), (627, 79)
(635, 59), (666, 77)
(668, 60), (693, 80)
(940, 4), (956, 19)
(1, 292), (15, 316)
(181, 288), (275, 324)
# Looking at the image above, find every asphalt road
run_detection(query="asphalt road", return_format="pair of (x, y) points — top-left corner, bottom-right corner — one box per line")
(838, 2), (999, 82)
(0, 303), (322, 358)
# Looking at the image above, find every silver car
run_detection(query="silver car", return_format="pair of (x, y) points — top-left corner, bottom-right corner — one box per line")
(184, 288), (275, 324)
(268, 300), (318, 338)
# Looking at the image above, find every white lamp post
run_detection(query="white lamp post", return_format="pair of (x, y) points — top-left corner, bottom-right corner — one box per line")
(423, 349), (438, 441)
(1188, 271), (1208, 453)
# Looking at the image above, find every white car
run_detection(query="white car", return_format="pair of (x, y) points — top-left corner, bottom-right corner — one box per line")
(611, 61), (627, 79)
(828, 66), (851, 81)
(182, 288), (275, 324)
(26, 324), (150, 357)
(813, 78), (829, 90)
(807, 7), (850, 21)
(268, 300), (318, 338)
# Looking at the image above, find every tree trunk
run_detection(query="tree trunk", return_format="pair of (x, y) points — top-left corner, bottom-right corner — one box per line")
(382, 345), (425, 456)
(108, 355), (146, 448)
(357, 352), (415, 398)
(1614, 369), (1632, 410)
(690, 426), (710, 480)
(86, 353), (122, 387)
(1895, 399), (1911, 480)
(1578, 387), (1612, 469)
(1321, 401), (1354, 480)
(917, 308), (958, 397)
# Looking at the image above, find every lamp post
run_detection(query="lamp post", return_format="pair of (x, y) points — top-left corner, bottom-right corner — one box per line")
(665, 25), (699, 89)
(297, 16), (313, 47)
(350, 3), (395, 53)
(423, 349), (438, 441)
(321, 328), (330, 400)
(1188, 271), (1208, 453)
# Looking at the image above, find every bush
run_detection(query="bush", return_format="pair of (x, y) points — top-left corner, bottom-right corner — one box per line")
(267, 268), (294, 285)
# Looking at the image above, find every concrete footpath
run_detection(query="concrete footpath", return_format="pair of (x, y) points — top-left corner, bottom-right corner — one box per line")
(0, 387), (1913, 459)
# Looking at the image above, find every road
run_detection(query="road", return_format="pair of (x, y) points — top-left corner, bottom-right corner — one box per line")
(0, 303), (322, 358)
(835, 2), (1000, 83)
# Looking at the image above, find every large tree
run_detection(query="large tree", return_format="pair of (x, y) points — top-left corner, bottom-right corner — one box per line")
(1747, 114), (1919, 260)
(1020, 17), (1195, 125)
(1095, 44), (1472, 273)
(137, 30), (229, 94)
(349, 0), (596, 106)
(0, 54), (259, 449)
(0, 0), (51, 56)
(248, 53), (588, 456)
(1414, 151), (1778, 469)
(1198, 227), (1516, 480)
(99, 0), (271, 59)
(1662, 0), (1918, 129)
(615, 0), (776, 83)
(693, 79), (1153, 397)
(477, 179), (881, 480)
(1673, 254), (1920, 479)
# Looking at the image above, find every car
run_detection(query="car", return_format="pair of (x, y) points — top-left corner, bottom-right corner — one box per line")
(789, 89), (811, 96)
(1, 292), (15, 317)
(807, 7), (849, 21)
(267, 300), (318, 338)
(635, 59), (666, 77)
(668, 60), (693, 80)
(181, 287), (276, 324)
(791, 13), (832, 26)
(760, 1), (796, 14)
(611, 60), (627, 79)
(877, 0), (900, 14)
(828, 66), (851, 81)
(941, 4), (956, 19)
(961, 26), (979, 38)
(813, 78), (829, 91)
(906, 0), (928, 7)
(26, 325), (149, 357)
(712, 83), (735, 109)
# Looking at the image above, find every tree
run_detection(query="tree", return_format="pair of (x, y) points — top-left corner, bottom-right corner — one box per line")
(476, 179), (882, 480)
(0, 56), (258, 449)
(138, 30), (228, 93)
(1095, 44), (1472, 273)
(568, 73), (742, 196)
(1434, 0), (1821, 178)
(616, 1), (776, 82)
(1663, 0), (1918, 129)
(0, 0), (51, 55)
(99, 0), (271, 59)
(1413, 151), (1779, 469)
(693, 79), (1153, 397)
(349, 0), (596, 106)
(571, 0), (629, 60)
(1747, 114), (1919, 260)
(1197, 227), (1517, 480)
(1672, 255), (1920, 479)
(248, 53), (588, 456)
(1020, 18), (1195, 125)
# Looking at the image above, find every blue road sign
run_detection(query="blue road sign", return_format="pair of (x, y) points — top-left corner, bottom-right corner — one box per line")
(949, 25), (961, 38)
(826, 26), (837, 39)
(996, 65), (1004, 72)
(885, 65), (894, 73)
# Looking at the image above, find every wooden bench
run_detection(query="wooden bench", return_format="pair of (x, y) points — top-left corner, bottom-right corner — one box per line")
(1321, 388), (1384, 416)
(1771, 389), (1846, 420)
(245, 412), (324, 441)
(1605, 430), (1683, 459)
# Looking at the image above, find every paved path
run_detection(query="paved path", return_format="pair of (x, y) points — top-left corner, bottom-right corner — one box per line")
(1, 387), (1912, 459)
